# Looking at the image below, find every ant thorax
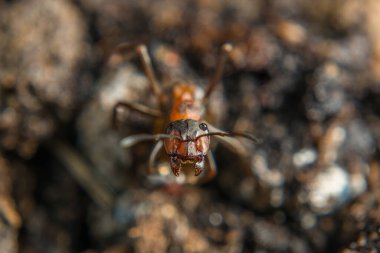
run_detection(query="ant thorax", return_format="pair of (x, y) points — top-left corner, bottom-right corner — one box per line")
(169, 83), (205, 122)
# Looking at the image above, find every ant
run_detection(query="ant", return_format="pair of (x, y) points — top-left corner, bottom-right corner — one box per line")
(112, 43), (257, 183)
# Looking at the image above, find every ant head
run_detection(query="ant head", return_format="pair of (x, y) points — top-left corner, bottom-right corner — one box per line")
(119, 119), (258, 177)
(163, 119), (210, 176)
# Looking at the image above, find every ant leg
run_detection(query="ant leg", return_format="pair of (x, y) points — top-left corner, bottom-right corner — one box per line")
(203, 152), (218, 182)
(206, 123), (250, 157)
(148, 140), (163, 174)
(111, 43), (166, 110)
(207, 152), (217, 178)
(207, 123), (255, 177)
(202, 43), (233, 105)
(135, 45), (167, 111)
(112, 101), (163, 129)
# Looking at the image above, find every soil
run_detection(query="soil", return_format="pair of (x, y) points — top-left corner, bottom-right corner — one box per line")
(1, 0), (380, 252)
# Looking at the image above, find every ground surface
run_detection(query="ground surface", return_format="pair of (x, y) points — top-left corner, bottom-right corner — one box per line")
(1, 0), (380, 252)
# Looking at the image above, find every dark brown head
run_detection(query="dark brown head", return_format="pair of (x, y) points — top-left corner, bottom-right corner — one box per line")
(163, 119), (210, 176)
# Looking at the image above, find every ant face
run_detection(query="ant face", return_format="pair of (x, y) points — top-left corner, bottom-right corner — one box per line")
(163, 119), (210, 176)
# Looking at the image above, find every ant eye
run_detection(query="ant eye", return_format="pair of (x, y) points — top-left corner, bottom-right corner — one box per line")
(199, 123), (208, 131)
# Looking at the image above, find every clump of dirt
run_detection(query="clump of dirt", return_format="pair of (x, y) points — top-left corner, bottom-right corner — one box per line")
(0, 0), (88, 157)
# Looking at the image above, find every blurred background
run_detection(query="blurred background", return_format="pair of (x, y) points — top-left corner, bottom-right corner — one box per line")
(1, 0), (380, 252)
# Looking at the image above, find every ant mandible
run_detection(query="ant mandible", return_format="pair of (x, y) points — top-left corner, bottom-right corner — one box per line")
(112, 43), (257, 182)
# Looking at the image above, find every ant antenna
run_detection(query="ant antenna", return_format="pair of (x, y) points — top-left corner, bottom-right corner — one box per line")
(196, 131), (260, 143)
(120, 134), (181, 148)
(202, 43), (233, 105)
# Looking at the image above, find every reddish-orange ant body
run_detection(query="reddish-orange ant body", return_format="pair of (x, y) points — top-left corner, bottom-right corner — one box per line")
(112, 43), (257, 182)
